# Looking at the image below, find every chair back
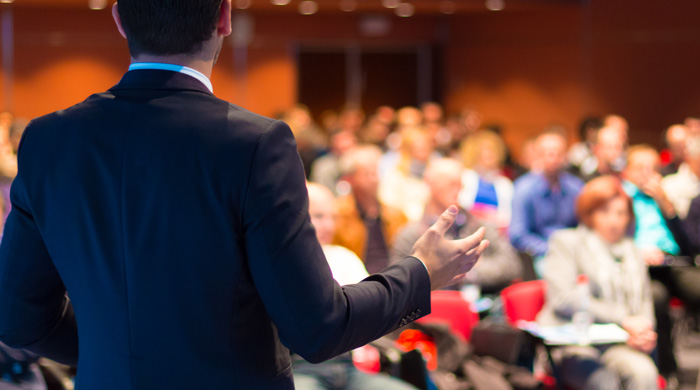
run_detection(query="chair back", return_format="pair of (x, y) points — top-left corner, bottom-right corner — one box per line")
(500, 280), (546, 325)
(416, 290), (479, 341)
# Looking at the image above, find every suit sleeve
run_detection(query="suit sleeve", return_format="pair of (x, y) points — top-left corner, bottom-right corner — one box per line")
(0, 125), (78, 366)
(242, 121), (431, 363)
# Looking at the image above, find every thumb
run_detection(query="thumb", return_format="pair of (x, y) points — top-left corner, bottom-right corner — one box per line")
(431, 205), (458, 236)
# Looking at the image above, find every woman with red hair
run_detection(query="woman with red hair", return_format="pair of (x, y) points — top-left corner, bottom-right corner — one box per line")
(538, 176), (658, 390)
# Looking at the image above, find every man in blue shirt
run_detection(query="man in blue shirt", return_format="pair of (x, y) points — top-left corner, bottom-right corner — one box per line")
(510, 130), (584, 264)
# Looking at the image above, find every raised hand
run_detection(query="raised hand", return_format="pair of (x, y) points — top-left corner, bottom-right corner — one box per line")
(410, 206), (489, 290)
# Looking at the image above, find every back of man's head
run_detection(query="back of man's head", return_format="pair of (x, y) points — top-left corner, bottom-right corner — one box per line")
(116, 0), (223, 57)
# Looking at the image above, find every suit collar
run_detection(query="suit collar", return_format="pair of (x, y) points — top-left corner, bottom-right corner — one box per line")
(110, 69), (214, 96)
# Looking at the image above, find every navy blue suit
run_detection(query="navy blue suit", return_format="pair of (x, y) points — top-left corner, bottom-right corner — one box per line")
(0, 70), (431, 389)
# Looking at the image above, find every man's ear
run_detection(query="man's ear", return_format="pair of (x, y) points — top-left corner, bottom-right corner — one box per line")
(217, 0), (233, 37)
(112, 2), (127, 39)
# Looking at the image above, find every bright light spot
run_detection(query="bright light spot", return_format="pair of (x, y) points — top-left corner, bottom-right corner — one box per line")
(439, 1), (457, 15)
(340, 0), (357, 12)
(88, 0), (107, 10)
(235, 0), (252, 9)
(299, 0), (318, 15)
(271, 0), (291, 5)
(395, 2), (414, 17)
(382, 0), (401, 9)
(485, 0), (505, 11)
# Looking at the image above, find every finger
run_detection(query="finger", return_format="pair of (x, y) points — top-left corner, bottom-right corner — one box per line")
(429, 205), (458, 236)
(465, 239), (489, 258)
(453, 227), (486, 253)
(447, 274), (467, 287)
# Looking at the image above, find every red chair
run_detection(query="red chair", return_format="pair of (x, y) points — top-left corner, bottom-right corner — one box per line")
(501, 280), (546, 326)
(416, 290), (480, 342)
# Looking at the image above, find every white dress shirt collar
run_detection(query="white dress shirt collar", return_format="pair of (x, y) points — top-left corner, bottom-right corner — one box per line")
(128, 62), (213, 93)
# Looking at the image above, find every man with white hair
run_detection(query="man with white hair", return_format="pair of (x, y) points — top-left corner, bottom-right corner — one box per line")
(390, 158), (521, 293)
(334, 145), (408, 274)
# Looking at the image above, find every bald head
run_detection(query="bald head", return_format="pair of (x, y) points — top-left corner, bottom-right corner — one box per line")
(595, 126), (626, 168)
(307, 182), (337, 245)
(424, 158), (463, 211)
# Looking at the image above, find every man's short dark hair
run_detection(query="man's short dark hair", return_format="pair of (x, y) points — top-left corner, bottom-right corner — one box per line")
(117, 0), (223, 57)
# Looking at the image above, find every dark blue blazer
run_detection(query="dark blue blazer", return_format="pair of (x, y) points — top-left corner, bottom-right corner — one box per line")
(0, 70), (431, 389)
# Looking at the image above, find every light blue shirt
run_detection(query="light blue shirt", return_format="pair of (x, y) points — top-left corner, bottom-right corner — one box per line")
(128, 62), (213, 93)
(623, 180), (680, 255)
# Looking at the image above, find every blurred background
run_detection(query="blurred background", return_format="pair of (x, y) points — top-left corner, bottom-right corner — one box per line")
(1, 0), (700, 156)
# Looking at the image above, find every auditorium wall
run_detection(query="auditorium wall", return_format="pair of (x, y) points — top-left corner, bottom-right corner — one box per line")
(2, 2), (700, 157)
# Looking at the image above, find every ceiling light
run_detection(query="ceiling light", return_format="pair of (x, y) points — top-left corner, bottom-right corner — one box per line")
(271, 0), (291, 5)
(382, 0), (401, 9)
(485, 0), (505, 11)
(299, 0), (318, 15)
(0, 0), (14, 3)
(395, 2), (414, 17)
(88, 0), (107, 10)
(339, 0), (357, 12)
(235, 0), (252, 9)
(439, 1), (456, 15)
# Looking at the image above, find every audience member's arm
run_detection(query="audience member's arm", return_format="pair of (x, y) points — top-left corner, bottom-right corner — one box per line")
(643, 173), (696, 256)
(544, 231), (626, 325)
(509, 183), (547, 257)
(242, 121), (486, 364)
(0, 126), (78, 366)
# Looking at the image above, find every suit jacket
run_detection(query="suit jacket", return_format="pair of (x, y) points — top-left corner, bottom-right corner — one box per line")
(0, 70), (431, 389)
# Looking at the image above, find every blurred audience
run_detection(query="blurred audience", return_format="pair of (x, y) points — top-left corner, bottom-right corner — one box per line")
(538, 176), (658, 390)
(660, 124), (689, 177)
(568, 116), (603, 172)
(310, 131), (357, 194)
(333, 145), (408, 274)
(458, 130), (514, 228)
(283, 104), (327, 178)
(577, 125), (627, 182)
(509, 130), (584, 264)
(293, 183), (416, 390)
(621, 145), (681, 263)
(379, 127), (433, 222)
(390, 158), (521, 293)
(662, 134), (700, 219)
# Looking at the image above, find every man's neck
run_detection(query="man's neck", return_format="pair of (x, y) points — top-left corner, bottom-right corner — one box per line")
(544, 171), (561, 187)
(131, 55), (214, 79)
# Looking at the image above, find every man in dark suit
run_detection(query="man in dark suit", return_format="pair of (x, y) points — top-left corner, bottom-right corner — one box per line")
(0, 1), (488, 389)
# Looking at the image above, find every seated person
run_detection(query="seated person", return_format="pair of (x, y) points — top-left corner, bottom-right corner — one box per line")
(292, 183), (416, 390)
(334, 145), (408, 274)
(458, 130), (514, 229)
(509, 130), (584, 268)
(577, 125), (627, 182)
(538, 176), (658, 390)
(390, 158), (521, 294)
(379, 128), (433, 222)
(663, 133), (700, 219)
(621, 145), (690, 262)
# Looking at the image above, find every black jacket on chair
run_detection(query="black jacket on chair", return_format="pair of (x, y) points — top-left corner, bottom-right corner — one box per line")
(0, 69), (431, 389)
